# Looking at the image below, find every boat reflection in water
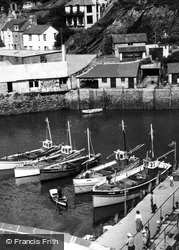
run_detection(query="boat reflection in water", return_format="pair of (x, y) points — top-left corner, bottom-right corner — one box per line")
(93, 197), (141, 226)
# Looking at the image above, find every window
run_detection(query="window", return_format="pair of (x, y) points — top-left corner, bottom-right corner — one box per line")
(78, 16), (84, 25)
(34, 80), (38, 87)
(15, 35), (18, 42)
(29, 46), (33, 50)
(43, 34), (47, 41)
(24, 46), (27, 50)
(121, 77), (125, 82)
(44, 46), (48, 50)
(67, 17), (72, 26)
(29, 80), (39, 88)
(38, 35), (40, 41)
(29, 80), (33, 88)
(87, 5), (92, 13)
(102, 78), (107, 83)
(128, 42), (133, 45)
(87, 16), (93, 24)
(29, 34), (32, 41)
(14, 25), (19, 31)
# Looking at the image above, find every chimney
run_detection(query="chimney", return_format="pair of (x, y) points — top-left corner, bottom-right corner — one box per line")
(62, 44), (66, 62)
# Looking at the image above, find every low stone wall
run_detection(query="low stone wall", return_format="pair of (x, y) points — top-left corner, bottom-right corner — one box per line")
(1, 88), (179, 116)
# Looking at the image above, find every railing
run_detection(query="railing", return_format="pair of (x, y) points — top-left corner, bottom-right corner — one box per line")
(149, 213), (179, 249)
(120, 186), (179, 250)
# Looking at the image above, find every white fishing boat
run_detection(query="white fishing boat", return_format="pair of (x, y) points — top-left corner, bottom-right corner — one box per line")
(40, 127), (101, 181)
(2, 118), (61, 172)
(73, 121), (143, 194)
(82, 108), (103, 114)
(14, 121), (84, 178)
(92, 125), (175, 208)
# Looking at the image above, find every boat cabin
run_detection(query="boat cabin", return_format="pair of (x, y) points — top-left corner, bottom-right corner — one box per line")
(61, 145), (73, 155)
(115, 150), (128, 161)
(43, 139), (53, 149)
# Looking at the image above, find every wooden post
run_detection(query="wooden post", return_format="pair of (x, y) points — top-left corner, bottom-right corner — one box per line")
(77, 88), (81, 110)
(122, 87), (124, 110)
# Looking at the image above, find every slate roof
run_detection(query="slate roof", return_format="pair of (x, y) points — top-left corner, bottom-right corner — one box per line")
(112, 33), (148, 44)
(2, 19), (30, 32)
(118, 46), (146, 53)
(78, 62), (139, 78)
(23, 25), (51, 35)
(167, 63), (179, 74)
(65, 0), (95, 6)
(0, 61), (68, 83)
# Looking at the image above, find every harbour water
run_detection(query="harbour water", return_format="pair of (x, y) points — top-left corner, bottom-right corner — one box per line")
(0, 109), (178, 237)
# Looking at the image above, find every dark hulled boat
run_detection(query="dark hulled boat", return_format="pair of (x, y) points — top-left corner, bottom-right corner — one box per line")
(92, 124), (175, 208)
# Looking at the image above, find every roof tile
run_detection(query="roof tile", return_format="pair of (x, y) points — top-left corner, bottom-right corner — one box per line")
(23, 25), (51, 35)
(78, 62), (139, 78)
(112, 33), (148, 44)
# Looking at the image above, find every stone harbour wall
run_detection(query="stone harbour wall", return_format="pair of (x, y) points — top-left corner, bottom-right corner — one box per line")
(1, 88), (179, 116)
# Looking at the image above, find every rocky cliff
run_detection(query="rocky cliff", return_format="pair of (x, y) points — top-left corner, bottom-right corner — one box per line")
(65, 0), (179, 54)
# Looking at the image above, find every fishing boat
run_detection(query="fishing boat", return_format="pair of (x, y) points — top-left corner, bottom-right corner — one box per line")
(40, 128), (101, 181)
(92, 125), (175, 208)
(1, 118), (62, 172)
(82, 108), (103, 114)
(73, 121), (143, 194)
(14, 121), (87, 178)
(49, 188), (68, 210)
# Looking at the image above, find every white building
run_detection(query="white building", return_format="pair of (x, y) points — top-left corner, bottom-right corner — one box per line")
(65, 0), (101, 29)
(23, 25), (58, 50)
(1, 19), (30, 50)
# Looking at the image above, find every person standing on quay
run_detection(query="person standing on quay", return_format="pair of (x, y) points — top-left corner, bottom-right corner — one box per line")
(126, 233), (135, 250)
(142, 229), (148, 250)
(135, 210), (143, 232)
(170, 175), (174, 187)
(151, 191), (157, 213)
(145, 226), (151, 248)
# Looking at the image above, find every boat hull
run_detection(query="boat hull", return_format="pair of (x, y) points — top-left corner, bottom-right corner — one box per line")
(73, 176), (106, 194)
(40, 153), (101, 182)
(92, 165), (171, 208)
(14, 166), (40, 178)
(0, 161), (25, 170)
(40, 167), (80, 181)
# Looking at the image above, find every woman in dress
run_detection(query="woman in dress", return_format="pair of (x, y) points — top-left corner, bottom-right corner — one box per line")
(135, 210), (143, 232)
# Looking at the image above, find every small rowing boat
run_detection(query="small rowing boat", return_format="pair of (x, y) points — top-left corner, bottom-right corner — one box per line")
(49, 188), (68, 210)
(82, 108), (103, 114)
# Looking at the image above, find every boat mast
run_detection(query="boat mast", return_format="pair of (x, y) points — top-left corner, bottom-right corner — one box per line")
(122, 120), (127, 151)
(67, 121), (72, 147)
(45, 117), (52, 143)
(87, 128), (91, 158)
(150, 124), (154, 159)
